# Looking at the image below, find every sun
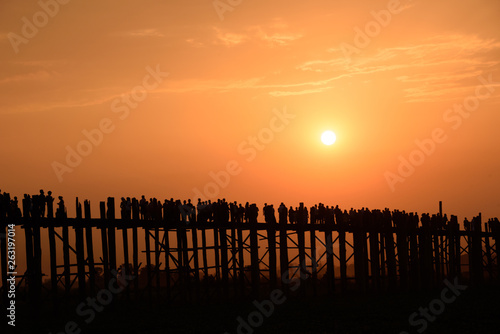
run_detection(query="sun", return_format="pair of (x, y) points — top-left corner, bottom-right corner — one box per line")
(321, 130), (336, 145)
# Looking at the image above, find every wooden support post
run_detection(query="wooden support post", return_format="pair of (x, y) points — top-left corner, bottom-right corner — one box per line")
(84, 200), (95, 296)
(484, 223), (493, 282)
(249, 222), (260, 299)
(368, 221), (381, 291)
(213, 226), (220, 281)
(419, 214), (433, 290)
(267, 223), (278, 290)
(309, 227), (317, 296)
(163, 226), (171, 300)
(75, 198), (86, 298)
(409, 214), (420, 290)
(154, 223), (160, 297)
(447, 216), (457, 279)
(219, 224), (229, 297)
(469, 215), (484, 286)
(62, 221), (71, 298)
(32, 215), (42, 303)
(297, 224), (307, 297)
(99, 202), (110, 287)
(338, 227), (348, 292)
(237, 226), (245, 297)
(122, 224), (130, 299)
(191, 225), (200, 300)
(279, 224), (289, 294)
(48, 221), (58, 310)
(455, 227), (462, 279)
(352, 213), (367, 292)
(22, 202), (34, 301)
(395, 213), (409, 291)
(1, 221), (8, 304)
(106, 198), (117, 274)
(230, 225), (238, 298)
(132, 198), (139, 295)
(144, 225), (152, 300)
(201, 227), (209, 297)
(324, 226), (335, 293)
(432, 218), (441, 285)
(384, 210), (397, 290)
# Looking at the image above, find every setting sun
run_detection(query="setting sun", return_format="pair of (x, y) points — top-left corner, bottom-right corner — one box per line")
(321, 130), (337, 146)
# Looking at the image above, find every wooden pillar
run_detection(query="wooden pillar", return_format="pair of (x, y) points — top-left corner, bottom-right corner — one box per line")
(338, 227), (348, 292)
(132, 198), (139, 295)
(144, 225), (152, 300)
(106, 197), (117, 273)
(191, 225), (200, 300)
(32, 215), (42, 302)
(121, 223), (130, 299)
(309, 227), (317, 296)
(75, 198), (86, 298)
(201, 227), (209, 296)
(213, 226), (220, 281)
(469, 215), (484, 286)
(297, 224), (307, 297)
(48, 220), (58, 308)
(279, 224), (289, 294)
(368, 221), (381, 291)
(1, 222), (8, 304)
(219, 223), (229, 297)
(237, 226), (245, 297)
(230, 225), (238, 297)
(267, 223), (278, 290)
(154, 223), (160, 297)
(84, 200), (95, 296)
(395, 213), (409, 290)
(484, 223), (493, 282)
(447, 216), (457, 280)
(99, 202), (110, 287)
(62, 220), (71, 297)
(384, 211), (397, 290)
(409, 214), (420, 290)
(249, 222), (260, 298)
(352, 213), (367, 292)
(324, 226), (335, 293)
(163, 226), (171, 300)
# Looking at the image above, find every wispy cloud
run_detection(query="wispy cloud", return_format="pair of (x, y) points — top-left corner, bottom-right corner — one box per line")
(115, 29), (165, 38)
(294, 34), (500, 101)
(0, 70), (54, 85)
(213, 27), (247, 47)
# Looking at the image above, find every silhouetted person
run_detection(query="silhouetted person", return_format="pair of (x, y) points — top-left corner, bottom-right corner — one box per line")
(264, 203), (277, 224)
(464, 218), (471, 231)
(56, 196), (66, 218)
(22, 194), (31, 218)
(289, 206), (296, 224)
(126, 197), (132, 219)
(278, 202), (288, 225)
(120, 197), (127, 219)
(39, 189), (46, 217)
(140, 195), (147, 220)
(297, 203), (308, 225)
(46, 191), (54, 218)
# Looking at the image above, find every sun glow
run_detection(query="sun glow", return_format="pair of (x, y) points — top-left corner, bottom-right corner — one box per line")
(321, 130), (336, 145)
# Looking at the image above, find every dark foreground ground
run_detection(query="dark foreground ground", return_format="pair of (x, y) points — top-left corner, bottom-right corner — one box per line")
(7, 286), (500, 334)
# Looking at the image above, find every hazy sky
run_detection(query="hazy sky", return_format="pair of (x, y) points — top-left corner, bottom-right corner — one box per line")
(1, 0), (499, 220)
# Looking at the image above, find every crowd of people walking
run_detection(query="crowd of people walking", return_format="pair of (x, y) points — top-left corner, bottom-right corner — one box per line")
(1, 189), (499, 233)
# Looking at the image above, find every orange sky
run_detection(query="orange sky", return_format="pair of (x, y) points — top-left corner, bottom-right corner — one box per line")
(1, 0), (499, 220)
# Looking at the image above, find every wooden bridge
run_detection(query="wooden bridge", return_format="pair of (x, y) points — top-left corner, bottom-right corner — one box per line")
(1, 197), (499, 309)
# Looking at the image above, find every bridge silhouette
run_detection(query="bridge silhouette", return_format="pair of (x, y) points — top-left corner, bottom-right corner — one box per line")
(1, 193), (499, 313)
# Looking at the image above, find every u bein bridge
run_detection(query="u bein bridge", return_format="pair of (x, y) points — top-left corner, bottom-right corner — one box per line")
(1, 194), (500, 309)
